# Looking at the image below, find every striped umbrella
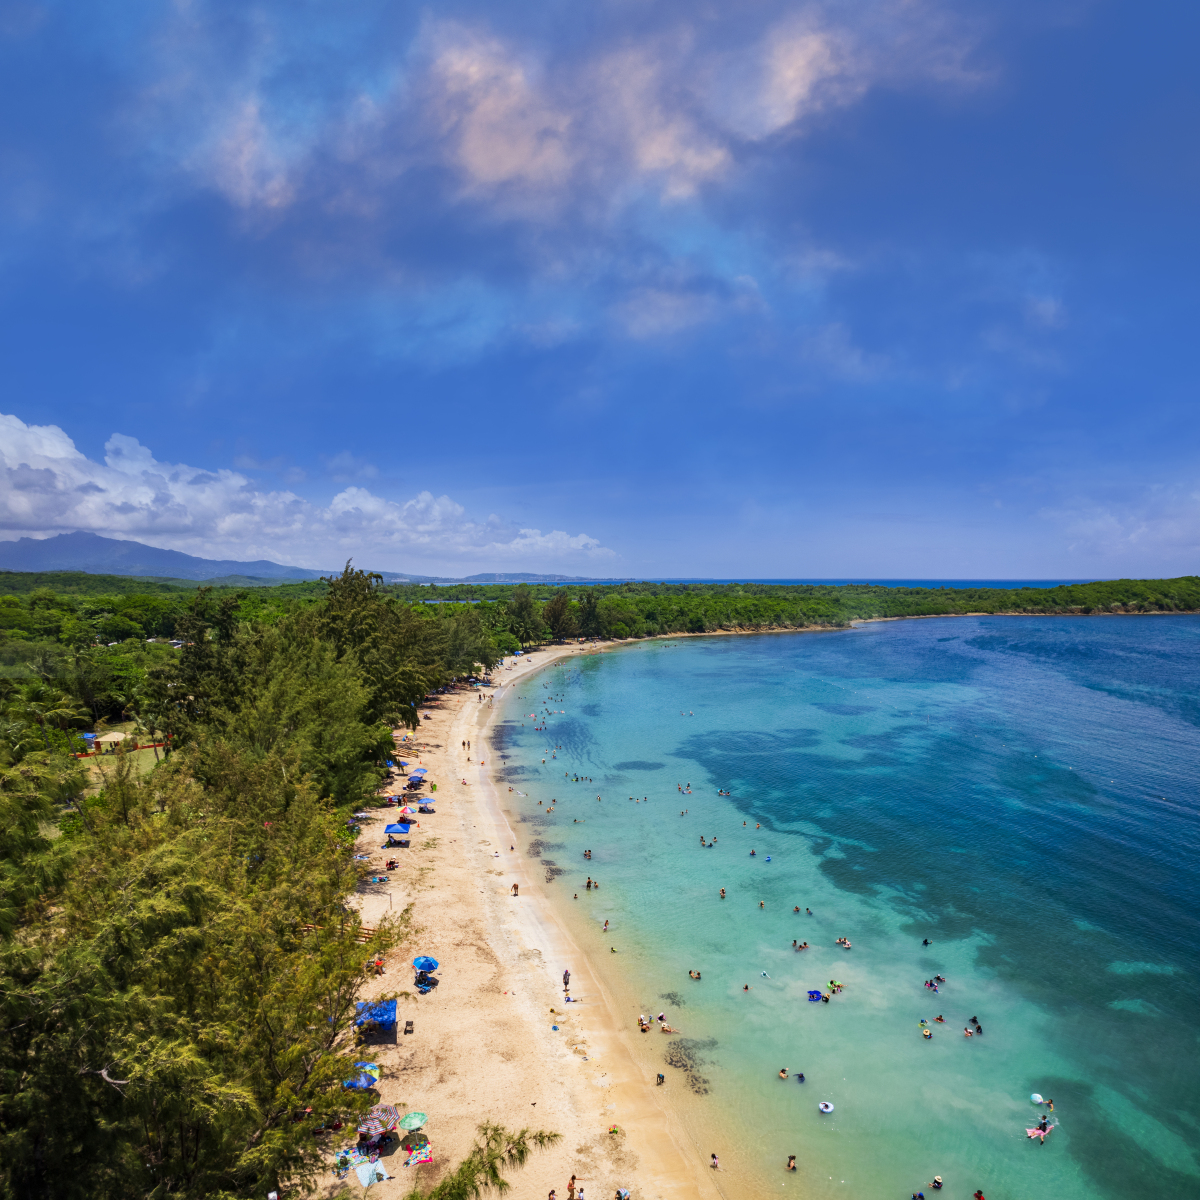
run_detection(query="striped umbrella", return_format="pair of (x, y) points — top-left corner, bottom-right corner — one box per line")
(358, 1103), (401, 1135)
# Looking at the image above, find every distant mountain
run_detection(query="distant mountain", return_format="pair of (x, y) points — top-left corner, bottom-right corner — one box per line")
(0, 532), (327, 581)
(0, 533), (617, 586)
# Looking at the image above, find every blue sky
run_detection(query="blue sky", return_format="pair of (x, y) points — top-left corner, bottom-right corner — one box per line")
(0, 0), (1197, 578)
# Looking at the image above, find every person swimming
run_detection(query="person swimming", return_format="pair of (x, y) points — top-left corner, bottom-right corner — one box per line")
(719, 888), (726, 898)
(796, 1072), (805, 1082)
(778, 1068), (788, 1079)
(787, 1155), (796, 1171)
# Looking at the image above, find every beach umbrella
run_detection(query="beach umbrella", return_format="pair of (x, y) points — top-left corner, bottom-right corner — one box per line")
(358, 1104), (401, 1135)
(343, 1063), (381, 1090)
(399, 1111), (428, 1130)
(413, 956), (439, 971)
(410, 768), (428, 777)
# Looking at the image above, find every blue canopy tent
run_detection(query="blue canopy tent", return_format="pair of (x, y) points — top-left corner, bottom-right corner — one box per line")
(355, 999), (398, 1030)
(385, 824), (412, 835)
(344, 1062), (381, 1090)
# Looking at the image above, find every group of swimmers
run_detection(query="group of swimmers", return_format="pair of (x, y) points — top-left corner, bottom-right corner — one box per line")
(777, 1068), (806, 1083)
(637, 1011), (677, 1034)
(923, 974), (945, 992)
(919, 1014), (983, 1039)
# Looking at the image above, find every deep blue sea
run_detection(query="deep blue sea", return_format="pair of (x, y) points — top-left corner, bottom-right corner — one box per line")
(494, 617), (1200, 1200)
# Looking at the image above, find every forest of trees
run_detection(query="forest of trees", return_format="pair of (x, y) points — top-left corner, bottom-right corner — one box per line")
(1, 575), (1198, 689)
(0, 568), (556, 1200)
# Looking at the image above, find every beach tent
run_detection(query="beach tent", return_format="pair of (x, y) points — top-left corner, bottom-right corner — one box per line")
(385, 824), (413, 835)
(355, 999), (398, 1030)
(344, 1062), (381, 1090)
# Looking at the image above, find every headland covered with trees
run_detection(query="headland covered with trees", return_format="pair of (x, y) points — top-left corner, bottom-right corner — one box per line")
(1, 567), (1197, 1197)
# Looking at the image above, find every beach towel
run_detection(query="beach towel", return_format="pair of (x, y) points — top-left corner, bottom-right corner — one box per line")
(404, 1143), (433, 1167)
(332, 1148), (371, 1177)
(355, 1160), (391, 1187)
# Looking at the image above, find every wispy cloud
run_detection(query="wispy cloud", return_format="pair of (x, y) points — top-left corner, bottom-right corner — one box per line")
(0, 412), (614, 571)
(1044, 486), (1200, 569)
(124, 2), (986, 250)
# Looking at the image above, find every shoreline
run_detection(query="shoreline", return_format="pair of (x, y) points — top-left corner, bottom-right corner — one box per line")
(343, 639), (724, 1200)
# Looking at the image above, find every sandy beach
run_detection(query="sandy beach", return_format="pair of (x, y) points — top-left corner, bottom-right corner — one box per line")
(339, 640), (725, 1200)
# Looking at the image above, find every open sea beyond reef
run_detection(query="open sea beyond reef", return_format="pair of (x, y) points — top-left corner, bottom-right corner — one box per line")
(494, 617), (1200, 1200)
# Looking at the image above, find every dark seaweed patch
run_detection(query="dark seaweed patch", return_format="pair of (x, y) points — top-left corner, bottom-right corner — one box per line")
(664, 1037), (716, 1095)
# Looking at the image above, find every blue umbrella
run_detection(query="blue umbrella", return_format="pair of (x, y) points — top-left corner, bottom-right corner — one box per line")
(413, 956), (439, 971)
(410, 767), (428, 776)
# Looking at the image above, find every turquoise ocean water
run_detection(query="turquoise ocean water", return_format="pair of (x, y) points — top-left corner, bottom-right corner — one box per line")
(493, 617), (1200, 1200)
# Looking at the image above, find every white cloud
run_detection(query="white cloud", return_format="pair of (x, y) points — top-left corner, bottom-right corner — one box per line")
(0, 412), (615, 572)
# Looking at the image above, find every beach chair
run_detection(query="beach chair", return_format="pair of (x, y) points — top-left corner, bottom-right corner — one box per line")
(404, 1020), (414, 1035)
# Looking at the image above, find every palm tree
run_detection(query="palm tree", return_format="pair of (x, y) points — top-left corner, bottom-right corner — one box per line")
(5, 681), (87, 748)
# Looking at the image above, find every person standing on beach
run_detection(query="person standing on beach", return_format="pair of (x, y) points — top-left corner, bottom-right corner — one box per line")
(568, 1175), (577, 1199)
(563, 969), (570, 989)
(511, 883), (519, 896)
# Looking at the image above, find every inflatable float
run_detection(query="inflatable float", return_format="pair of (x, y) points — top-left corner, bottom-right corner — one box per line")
(818, 1102), (835, 1114)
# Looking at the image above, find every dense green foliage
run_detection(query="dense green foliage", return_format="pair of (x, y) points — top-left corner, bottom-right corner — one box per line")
(0, 571), (197, 596)
(391, 576), (1200, 640)
(0, 568), (507, 1200)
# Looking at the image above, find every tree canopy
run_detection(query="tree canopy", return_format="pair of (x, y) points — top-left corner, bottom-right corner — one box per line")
(0, 566), (508, 1200)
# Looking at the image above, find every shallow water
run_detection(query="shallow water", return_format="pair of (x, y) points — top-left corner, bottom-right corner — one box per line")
(494, 618), (1200, 1200)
